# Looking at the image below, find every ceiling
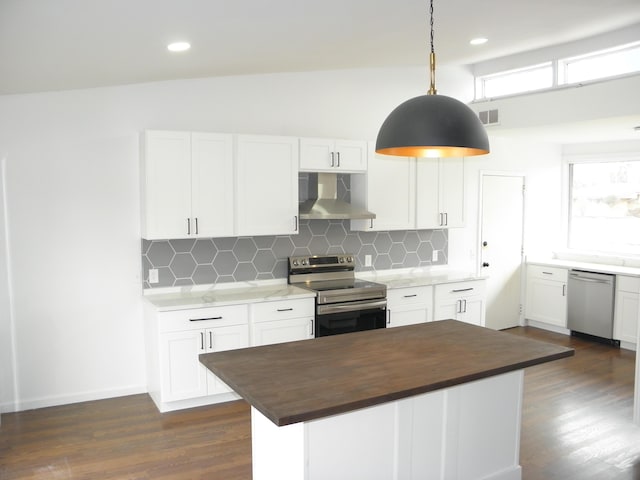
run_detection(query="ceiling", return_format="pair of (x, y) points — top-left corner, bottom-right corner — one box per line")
(2, 0), (640, 96)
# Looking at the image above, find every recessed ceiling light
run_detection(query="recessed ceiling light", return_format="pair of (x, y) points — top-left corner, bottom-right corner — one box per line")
(470, 38), (488, 46)
(167, 42), (191, 52)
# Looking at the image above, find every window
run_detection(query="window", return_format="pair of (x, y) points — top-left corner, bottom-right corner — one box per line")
(475, 63), (553, 99)
(569, 160), (640, 255)
(559, 41), (640, 85)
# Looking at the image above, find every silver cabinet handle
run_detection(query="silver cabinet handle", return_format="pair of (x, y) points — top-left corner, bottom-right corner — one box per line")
(387, 309), (391, 325)
(444, 212), (448, 226)
(294, 215), (299, 232)
(195, 217), (199, 235)
(309, 318), (314, 336)
(330, 152), (335, 167)
(542, 271), (554, 275)
(403, 294), (417, 298)
(370, 218), (374, 229)
(187, 218), (191, 235)
(336, 151), (341, 167)
(208, 331), (213, 350)
(200, 332), (204, 351)
(439, 213), (443, 226)
(562, 284), (566, 296)
(463, 299), (467, 313)
(277, 308), (293, 312)
(452, 288), (474, 293)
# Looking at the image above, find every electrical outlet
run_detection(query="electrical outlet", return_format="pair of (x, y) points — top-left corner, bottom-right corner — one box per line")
(432, 250), (439, 262)
(148, 268), (159, 284)
(365, 255), (372, 267)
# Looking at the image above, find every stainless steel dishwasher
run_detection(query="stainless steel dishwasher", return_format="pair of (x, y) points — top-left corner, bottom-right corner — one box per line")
(567, 269), (617, 344)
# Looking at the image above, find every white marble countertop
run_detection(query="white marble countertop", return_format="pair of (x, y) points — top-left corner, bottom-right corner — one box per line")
(357, 267), (486, 289)
(143, 281), (315, 311)
(143, 268), (487, 311)
(527, 258), (640, 277)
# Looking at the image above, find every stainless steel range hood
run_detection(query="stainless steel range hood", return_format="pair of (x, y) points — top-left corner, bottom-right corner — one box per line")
(298, 172), (375, 220)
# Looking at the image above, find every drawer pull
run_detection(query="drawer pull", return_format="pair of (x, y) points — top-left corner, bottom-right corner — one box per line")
(451, 288), (474, 293)
(277, 308), (294, 312)
(190, 316), (223, 322)
(403, 294), (418, 298)
(542, 271), (553, 275)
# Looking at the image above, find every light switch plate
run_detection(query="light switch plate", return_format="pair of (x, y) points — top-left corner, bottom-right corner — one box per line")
(432, 250), (439, 262)
(148, 268), (159, 284)
(365, 255), (372, 267)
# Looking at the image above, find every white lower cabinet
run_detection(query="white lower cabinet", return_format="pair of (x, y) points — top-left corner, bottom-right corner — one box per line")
(434, 280), (486, 326)
(145, 303), (249, 412)
(524, 265), (568, 329)
(387, 286), (433, 328)
(614, 276), (639, 348)
(250, 298), (315, 346)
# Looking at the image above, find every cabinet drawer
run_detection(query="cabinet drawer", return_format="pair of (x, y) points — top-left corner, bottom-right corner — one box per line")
(388, 286), (433, 306)
(617, 275), (640, 293)
(251, 298), (315, 323)
(158, 304), (249, 333)
(435, 280), (486, 302)
(527, 265), (568, 282)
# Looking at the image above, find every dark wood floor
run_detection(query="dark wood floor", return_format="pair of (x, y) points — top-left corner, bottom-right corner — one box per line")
(1, 327), (638, 479)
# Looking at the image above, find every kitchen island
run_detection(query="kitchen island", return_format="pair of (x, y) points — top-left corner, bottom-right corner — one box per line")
(200, 320), (573, 480)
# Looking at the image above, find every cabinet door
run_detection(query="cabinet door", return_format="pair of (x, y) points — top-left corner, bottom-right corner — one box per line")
(334, 140), (367, 172)
(434, 299), (459, 321)
(415, 158), (441, 229)
(458, 297), (485, 326)
(299, 137), (335, 171)
(160, 330), (207, 402)
(525, 278), (567, 327)
(351, 145), (415, 231)
(205, 323), (250, 395)
(236, 135), (299, 236)
(251, 317), (314, 346)
(142, 130), (192, 239)
(439, 158), (465, 228)
(614, 290), (639, 345)
(191, 132), (234, 237)
(388, 307), (430, 328)
(416, 158), (465, 229)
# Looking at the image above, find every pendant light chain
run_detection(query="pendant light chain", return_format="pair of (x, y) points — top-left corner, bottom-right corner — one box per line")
(428, 0), (437, 95)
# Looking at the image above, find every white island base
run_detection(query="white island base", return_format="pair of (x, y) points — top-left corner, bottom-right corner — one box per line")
(252, 370), (524, 480)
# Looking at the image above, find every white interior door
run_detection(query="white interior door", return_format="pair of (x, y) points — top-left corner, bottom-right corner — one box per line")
(480, 174), (525, 330)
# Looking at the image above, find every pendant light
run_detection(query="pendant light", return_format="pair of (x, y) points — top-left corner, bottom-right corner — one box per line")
(375, 0), (490, 158)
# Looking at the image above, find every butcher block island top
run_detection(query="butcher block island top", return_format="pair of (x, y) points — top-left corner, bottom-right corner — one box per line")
(199, 320), (573, 427)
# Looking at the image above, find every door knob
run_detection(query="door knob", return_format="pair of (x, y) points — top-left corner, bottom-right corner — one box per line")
(482, 262), (490, 267)
(482, 241), (488, 247)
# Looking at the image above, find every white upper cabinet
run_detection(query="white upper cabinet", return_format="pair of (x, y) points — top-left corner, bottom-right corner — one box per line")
(236, 134), (299, 236)
(351, 144), (464, 232)
(351, 144), (415, 232)
(141, 130), (234, 240)
(299, 137), (367, 173)
(416, 157), (465, 229)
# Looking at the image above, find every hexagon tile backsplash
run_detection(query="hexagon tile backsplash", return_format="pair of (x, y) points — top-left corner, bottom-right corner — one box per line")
(142, 221), (447, 289)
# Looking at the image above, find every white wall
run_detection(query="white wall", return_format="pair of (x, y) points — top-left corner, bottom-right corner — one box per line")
(448, 136), (563, 271)
(0, 65), (474, 411)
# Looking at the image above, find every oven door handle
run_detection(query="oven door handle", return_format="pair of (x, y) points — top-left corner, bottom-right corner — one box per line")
(317, 299), (387, 315)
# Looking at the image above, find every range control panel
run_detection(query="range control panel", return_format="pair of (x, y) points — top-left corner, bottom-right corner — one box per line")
(289, 254), (355, 271)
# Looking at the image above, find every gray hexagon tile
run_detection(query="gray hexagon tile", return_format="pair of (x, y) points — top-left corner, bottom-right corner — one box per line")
(213, 237), (237, 251)
(170, 253), (197, 278)
(147, 242), (174, 267)
(403, 232), (420, 253)
(192, 239), (216, 264)
(254, 250), (277, 274)
(234, 262), (258, 282)
(326, 223), (347, 247)
(213, 251), (237, 276)
(193, 265), (217, 284)
(169, 239), (196, 253)
(234, 238), (258, 262)
(374, 232), (392, 254)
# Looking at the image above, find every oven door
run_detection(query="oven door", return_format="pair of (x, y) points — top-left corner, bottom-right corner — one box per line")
(315, 299), (387, 337)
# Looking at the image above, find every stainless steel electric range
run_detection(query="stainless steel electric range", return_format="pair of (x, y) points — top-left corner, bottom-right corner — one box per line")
(288, 254), (387, 337)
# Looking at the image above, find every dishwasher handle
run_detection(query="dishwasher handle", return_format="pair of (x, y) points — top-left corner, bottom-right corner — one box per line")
(569, 272), (614, 285)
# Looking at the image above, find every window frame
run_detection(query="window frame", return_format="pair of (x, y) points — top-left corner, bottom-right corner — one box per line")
(562, 152), (640, 260)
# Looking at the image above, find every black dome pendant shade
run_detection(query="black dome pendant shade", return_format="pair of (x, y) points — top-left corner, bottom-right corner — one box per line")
(375, 0), (489, 158)
(375, 94), (490, 158)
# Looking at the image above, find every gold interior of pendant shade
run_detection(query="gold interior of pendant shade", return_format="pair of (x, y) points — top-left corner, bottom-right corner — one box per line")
(376, 145), (490, 158)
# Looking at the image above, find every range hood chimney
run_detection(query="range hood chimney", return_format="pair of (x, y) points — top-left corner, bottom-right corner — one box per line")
(298, 173), (375, 220)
